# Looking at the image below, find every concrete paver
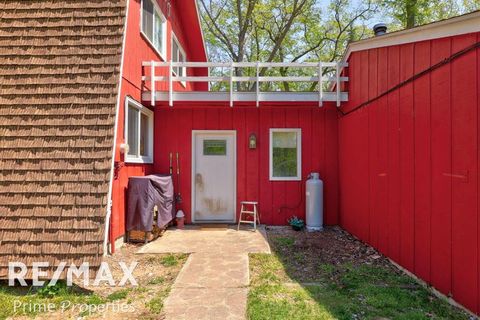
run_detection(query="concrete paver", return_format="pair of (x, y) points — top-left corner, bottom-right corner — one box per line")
(174, 252), (249, 288)
(137, 226), (271, 254)
(137, 225), (270, 320)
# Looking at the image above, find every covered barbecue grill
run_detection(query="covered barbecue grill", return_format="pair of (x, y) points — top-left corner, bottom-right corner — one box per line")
(126, 174), (175, 241)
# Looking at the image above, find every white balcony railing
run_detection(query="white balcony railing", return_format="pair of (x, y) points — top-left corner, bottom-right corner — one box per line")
(141, 61), (348, 107)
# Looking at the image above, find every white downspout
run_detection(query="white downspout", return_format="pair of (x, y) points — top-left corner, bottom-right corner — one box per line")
(103, 0), (130, 256)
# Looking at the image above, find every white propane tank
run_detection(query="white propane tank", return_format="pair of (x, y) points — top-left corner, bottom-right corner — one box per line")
(306, 172), (323, 231)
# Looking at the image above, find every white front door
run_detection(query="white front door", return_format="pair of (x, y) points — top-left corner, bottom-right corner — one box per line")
(192, 131), (236, 222)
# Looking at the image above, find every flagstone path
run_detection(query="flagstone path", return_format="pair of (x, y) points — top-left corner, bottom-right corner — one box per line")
(137, 225), (271, 320)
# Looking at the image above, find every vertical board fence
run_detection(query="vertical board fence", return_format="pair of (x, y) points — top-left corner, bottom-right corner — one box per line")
(339, 32), (480, 314)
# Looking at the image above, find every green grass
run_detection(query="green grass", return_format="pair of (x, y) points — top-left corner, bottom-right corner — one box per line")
(142, 254), (188, 315)
(145, 287), (170, 314)
(144, 253), (187, 268)
(0, 281), (105, 320)
(147, 276), (165, 285)
(248, 253), (470, 320)
(273, 237), (295, 248)
(159, 254), (185, 267)
(106, 288), (130, 301)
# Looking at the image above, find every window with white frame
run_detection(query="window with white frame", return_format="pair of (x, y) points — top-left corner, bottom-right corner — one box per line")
(171, 33), (186, 83)
(269, 129), (301, 181)
(141, 0), (167, 58)
(125, 97), (154, 163)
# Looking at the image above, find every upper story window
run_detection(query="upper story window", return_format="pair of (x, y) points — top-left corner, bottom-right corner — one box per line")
(125, 97), (154, 164)
(141, 0), (167, 59)
(269, 128), (302, 181)
(171, 33), (186, 83)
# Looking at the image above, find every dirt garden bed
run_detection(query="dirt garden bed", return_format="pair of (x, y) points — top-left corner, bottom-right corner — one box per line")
(0, 244), (187, 319)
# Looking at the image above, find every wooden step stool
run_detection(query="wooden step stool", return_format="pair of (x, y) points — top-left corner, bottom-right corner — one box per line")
(237, 201), (260, 230)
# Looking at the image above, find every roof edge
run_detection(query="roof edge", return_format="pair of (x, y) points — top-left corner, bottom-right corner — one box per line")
(194, 0), (208, 62)
(343, 10), (480, 62)
(104, 0), (130, 255)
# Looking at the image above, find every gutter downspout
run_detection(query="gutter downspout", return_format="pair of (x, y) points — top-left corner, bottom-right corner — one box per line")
(103, 0), (130, 256)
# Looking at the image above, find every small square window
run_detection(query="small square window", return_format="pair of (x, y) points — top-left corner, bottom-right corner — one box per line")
(125, 97), (153, 163)
(269, 129), (301, 181)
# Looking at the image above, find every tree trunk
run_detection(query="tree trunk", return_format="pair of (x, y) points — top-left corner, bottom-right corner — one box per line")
(405, 0), (417, 28)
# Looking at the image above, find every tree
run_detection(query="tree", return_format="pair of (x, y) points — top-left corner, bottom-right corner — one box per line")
(200, 0), (376, 91)
(200, 0), (480, 91)
(378, 0), (480, 29)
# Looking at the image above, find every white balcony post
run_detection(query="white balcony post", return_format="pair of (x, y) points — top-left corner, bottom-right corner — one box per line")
(318, 61), (323, 107)
(229, 62), (234, 107)
(256, 61), (259, 107)
(336, 62), (341, 107)
(169, 61), (173, 107)
(150, 60), (155, 107)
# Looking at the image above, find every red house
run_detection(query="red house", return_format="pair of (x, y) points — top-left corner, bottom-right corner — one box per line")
(1, 0), (480, 316)
(110, 0), (346, 249)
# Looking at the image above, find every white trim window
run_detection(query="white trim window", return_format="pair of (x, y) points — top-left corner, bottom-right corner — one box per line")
(171, 32), (186, 85)
(269, 128), (302, 181)
(141, 0), (167, 59)
(125, 97), (154, 164)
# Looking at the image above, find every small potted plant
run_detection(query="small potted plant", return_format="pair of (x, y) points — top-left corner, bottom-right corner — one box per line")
(288, 216), (304, 231)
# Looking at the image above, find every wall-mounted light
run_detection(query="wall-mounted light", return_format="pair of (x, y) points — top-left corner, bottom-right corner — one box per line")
(249, 133), (257, 149)
(119, 143), (129, 155)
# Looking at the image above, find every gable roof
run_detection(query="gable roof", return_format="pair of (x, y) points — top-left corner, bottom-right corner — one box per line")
(0, 0), (127, 277)
(344, 10), (480, 61)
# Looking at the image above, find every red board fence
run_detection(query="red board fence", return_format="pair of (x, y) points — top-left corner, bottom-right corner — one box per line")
(338, 32), (480, 314)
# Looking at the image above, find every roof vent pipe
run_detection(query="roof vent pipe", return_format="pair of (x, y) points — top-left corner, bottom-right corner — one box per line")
(373, 23), (387, 36)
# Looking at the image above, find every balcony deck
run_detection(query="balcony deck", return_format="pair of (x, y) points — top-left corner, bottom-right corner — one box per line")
(141, 61), (348, 107)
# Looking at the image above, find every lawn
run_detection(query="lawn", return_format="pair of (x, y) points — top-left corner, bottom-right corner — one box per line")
(0, 282), (104, 319)
(248, 227), (471, 320)
(0, 248), (187, 319)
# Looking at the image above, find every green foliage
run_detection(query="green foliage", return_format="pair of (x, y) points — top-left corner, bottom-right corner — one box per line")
(200, 0), (480, 91)
(274, 236), (295, 248)
(147, 276), (165, 285)
(288, 216), (305, 229)
(145, 253), (187, 267)
(106, 288), (130, 301)
(36, 281), (68, 298)
(376, 0), (480, 30)
(146, 288), (170, 314)
(200, 0), (376, 92)
(160, 254), (181, 267)
(273, 148), (297, 177)
(0, 281), (105, 319)
(248, 253), (470, 320)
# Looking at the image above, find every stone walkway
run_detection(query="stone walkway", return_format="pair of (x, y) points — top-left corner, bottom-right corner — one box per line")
(137, 225), (271, 320)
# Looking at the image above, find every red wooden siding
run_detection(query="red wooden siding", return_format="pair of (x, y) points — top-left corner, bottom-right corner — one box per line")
(339, 32), (480, 314)
(110, 0), (206, 244)
(153, 104), (339, 226)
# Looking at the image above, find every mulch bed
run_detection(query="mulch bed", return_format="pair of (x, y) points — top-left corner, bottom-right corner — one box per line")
(265, 226), (397, 282)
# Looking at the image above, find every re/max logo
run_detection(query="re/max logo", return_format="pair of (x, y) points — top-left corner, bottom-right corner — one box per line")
(8, 261), (138, 287)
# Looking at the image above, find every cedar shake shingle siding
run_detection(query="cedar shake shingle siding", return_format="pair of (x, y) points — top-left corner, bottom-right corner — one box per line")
(0, 0), (127, 277)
